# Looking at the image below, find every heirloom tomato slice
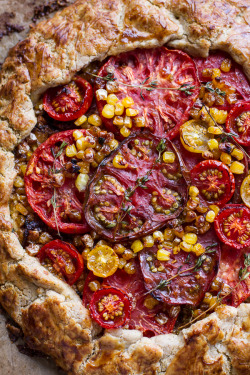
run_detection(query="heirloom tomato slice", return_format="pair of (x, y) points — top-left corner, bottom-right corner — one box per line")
(89, 287), (131, 329)
(96, 47), (200, 139)
(190, 160), (235, 207)
(214, 204), (250, 250)
(37, 240), (84, 285)
(25, 129), (91, 234)
(226, 101), (250, 146)
(43, 76), (93, 121)
(85, 133), (188, 242)
(139, 227), (220, 306)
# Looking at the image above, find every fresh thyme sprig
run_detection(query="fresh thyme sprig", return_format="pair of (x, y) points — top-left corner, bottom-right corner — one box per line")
(204, 82), (226, 97)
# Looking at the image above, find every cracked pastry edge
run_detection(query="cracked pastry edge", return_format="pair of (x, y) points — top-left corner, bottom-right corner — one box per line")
(0, 0), (249, 374)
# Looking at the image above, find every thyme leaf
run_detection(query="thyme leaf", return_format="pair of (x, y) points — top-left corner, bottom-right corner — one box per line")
(204, 82), (226, 97)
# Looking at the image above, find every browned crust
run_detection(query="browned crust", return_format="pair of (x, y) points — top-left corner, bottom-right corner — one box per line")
(0, 1), (250, 374)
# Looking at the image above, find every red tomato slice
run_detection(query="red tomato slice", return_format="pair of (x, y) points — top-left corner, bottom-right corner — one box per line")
(43, 76), (93, 121)
(190, 160), (235, 207)
(85, 133), (188, 241)
(226, 101), (250, 146)
(214, 204), (250, 250)
(89, 287), (131, 329)
(25, 129), (90, 234)
(37, 239), (84, 285)
(139, 227), (220, 306)
(217, 245), (250, 307)
(96, 47), (200, 139)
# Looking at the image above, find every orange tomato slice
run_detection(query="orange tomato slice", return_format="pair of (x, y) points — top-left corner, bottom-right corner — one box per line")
(87, 244), (119, 277)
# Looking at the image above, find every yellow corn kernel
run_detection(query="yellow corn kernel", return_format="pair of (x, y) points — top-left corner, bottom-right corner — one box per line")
(183, 233), (197, 245)
(220, 59), (232, 73)
(124, 116), (132, 128)
(109, 139), (119, 150)
(164, 228), (175, 241)
(76, 137), (95, 151)
(131, 239), (144, 253)
(106, 80), (119, 93)
(212, 68), (221, 79)
(107, 93), (119, 105)
(220, 152), (232, 165)
(173, 245), (180, 254)
(74, 115), (87, 126)
(192, 243), (205, 256)
(208, 138), (219, 151)
(209, 296), (219, 308)
(144, 295), (159, 309)
(73, 130), (83, 140)
(143, 235), (155, 247)
(163, 151), (176, 163)
(102, 104), (115, 119)
(113, 116), (124, 126)
(210, 108), (228, 124)
(78, 161), (90, 174)
(189, 186), (199, 198)
(66, 144), (77, 157)
(88, 114), (102, 126)
(231, 148), (244, 161)
(118, 258), (127, 269)
(120, 126), (130, 137)
(126, 108), (139, 117)
(153, 230), (164, 243)
(134, 116), (146, 127)
(20, 164), (27, 176)
(16, 203), (28, 216)
(122, 96), (134, 108)
(14, 176), (24, 188)
(157, 249), (171, 261)
(114, 244), (126, 254)
(209, 205), (220, 217)
(180, 241), (193, 252)
(112, 154), (128, 168)
(203, 292), (212, 304)
(96, 88), (108, 101)
(230, 161), (245, 174)
(115, 102), (124, 116)
(206, 210), (216, 223)
(75, 173), (89, 192)
(208, 126), (223, 135)
(76, 150), (85, 159)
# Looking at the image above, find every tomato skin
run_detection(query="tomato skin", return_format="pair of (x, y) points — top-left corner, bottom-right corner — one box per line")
(37, 240), (84, 285)
(89, 287), (131, 329)
(226, 101), (250, 146)
(190, 160), (235, 207)
(214, 204), (250, 250)
(43, 76), (93, 122)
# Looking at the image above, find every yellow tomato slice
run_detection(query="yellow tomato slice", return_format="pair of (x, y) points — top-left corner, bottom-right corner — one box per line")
(180, 119), (212, 153)
(87, 244), (119, 277)
(240, 175), (250, 208)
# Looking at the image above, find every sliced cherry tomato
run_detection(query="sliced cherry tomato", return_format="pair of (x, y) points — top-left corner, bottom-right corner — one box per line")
(180, 119), (212, 153)
(43, 76), (93, 121)
(87, 244), (119, 277)
(139, 227), (220, 306)
(96, 47), (200, 139)
(85, 133), (188, 241)
(190, 160), (235, 207)
(89, 287), (131, 329)
(37, 239), (84, 285)
(214, 204), (250, 249)
(226, 101), (250, 146)
(240, 174), (250, 208)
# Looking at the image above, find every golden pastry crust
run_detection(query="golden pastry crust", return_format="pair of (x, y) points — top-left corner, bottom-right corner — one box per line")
(0, 1), (250, 374)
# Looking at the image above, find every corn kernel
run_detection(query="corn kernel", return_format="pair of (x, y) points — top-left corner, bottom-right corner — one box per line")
(118, 258), (126, 269)
(206, 210), (216, 223)
(209, 296), (219, 308)
(209, 205), (220, 216)
(120, 126), (130, 137)
(88, 280), (101, 292)
(208, 138), (219, 151)
(220, 152), (232, 165)
(164, 228), (175, 241)
(180, 241), (193, 252)
(112, 154), (128, 168)
(192, 243), (205, 256)
(157, 249), (171, 261)
(126, 108), (139, 117)
(115, 102), (124, 116)
(106, 80), (119, 93)
(189, 186), (199, 198)
(102, 104), (115, 119)
(66, 144), (77, 157)
(134, 116), (146, 127)
(173, 245), (180, 254)
(113, 116), (124, 126)
(107, 93), (119, 105)
(131, 239), (144, 253)
(210, 108), (228, 124)
(122, 96), (134, 108)
(76, 150), (85, 159)
(220, 59), (232, 73)
(153, 230), (164, 243)
(75, 173), (89, 192)
(208, 126), (223, 135)
(124, 116), (132, 128)
(74, 115), (87, 126)
(183, 233), (197, 245)
(78, 161), (90, 174)
(163, 151), (176, 163)
(230, 161), (245, 174)
(16, 203), (28, 216)
(114, 244), (126, 254)
(96, 88), (108, 101)
(109, 139), (119, 150)
(143, 235), (155, 247)
(231, 148), (244, 161)
(88, 114), (102, 126)
(211, 68), (221, 79)
(144, 295), (159, 309)
(203, 292), (212, 304)
(73, 130), (84, 141)
(20, 164), (27, 176)
(14, 176), (24, 188)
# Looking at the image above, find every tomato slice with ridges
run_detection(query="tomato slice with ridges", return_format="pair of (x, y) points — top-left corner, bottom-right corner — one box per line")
(96, 47), (200, 139)
(226, 101), (250, 146)
(43, 76), (93, 121)
(37, 239), (84, 285)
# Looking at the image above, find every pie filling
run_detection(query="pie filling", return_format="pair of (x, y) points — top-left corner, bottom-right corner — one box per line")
(10, 47), (250, 336)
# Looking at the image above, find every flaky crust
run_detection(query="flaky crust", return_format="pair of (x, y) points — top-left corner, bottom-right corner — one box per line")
(0, 1), (250, 374)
